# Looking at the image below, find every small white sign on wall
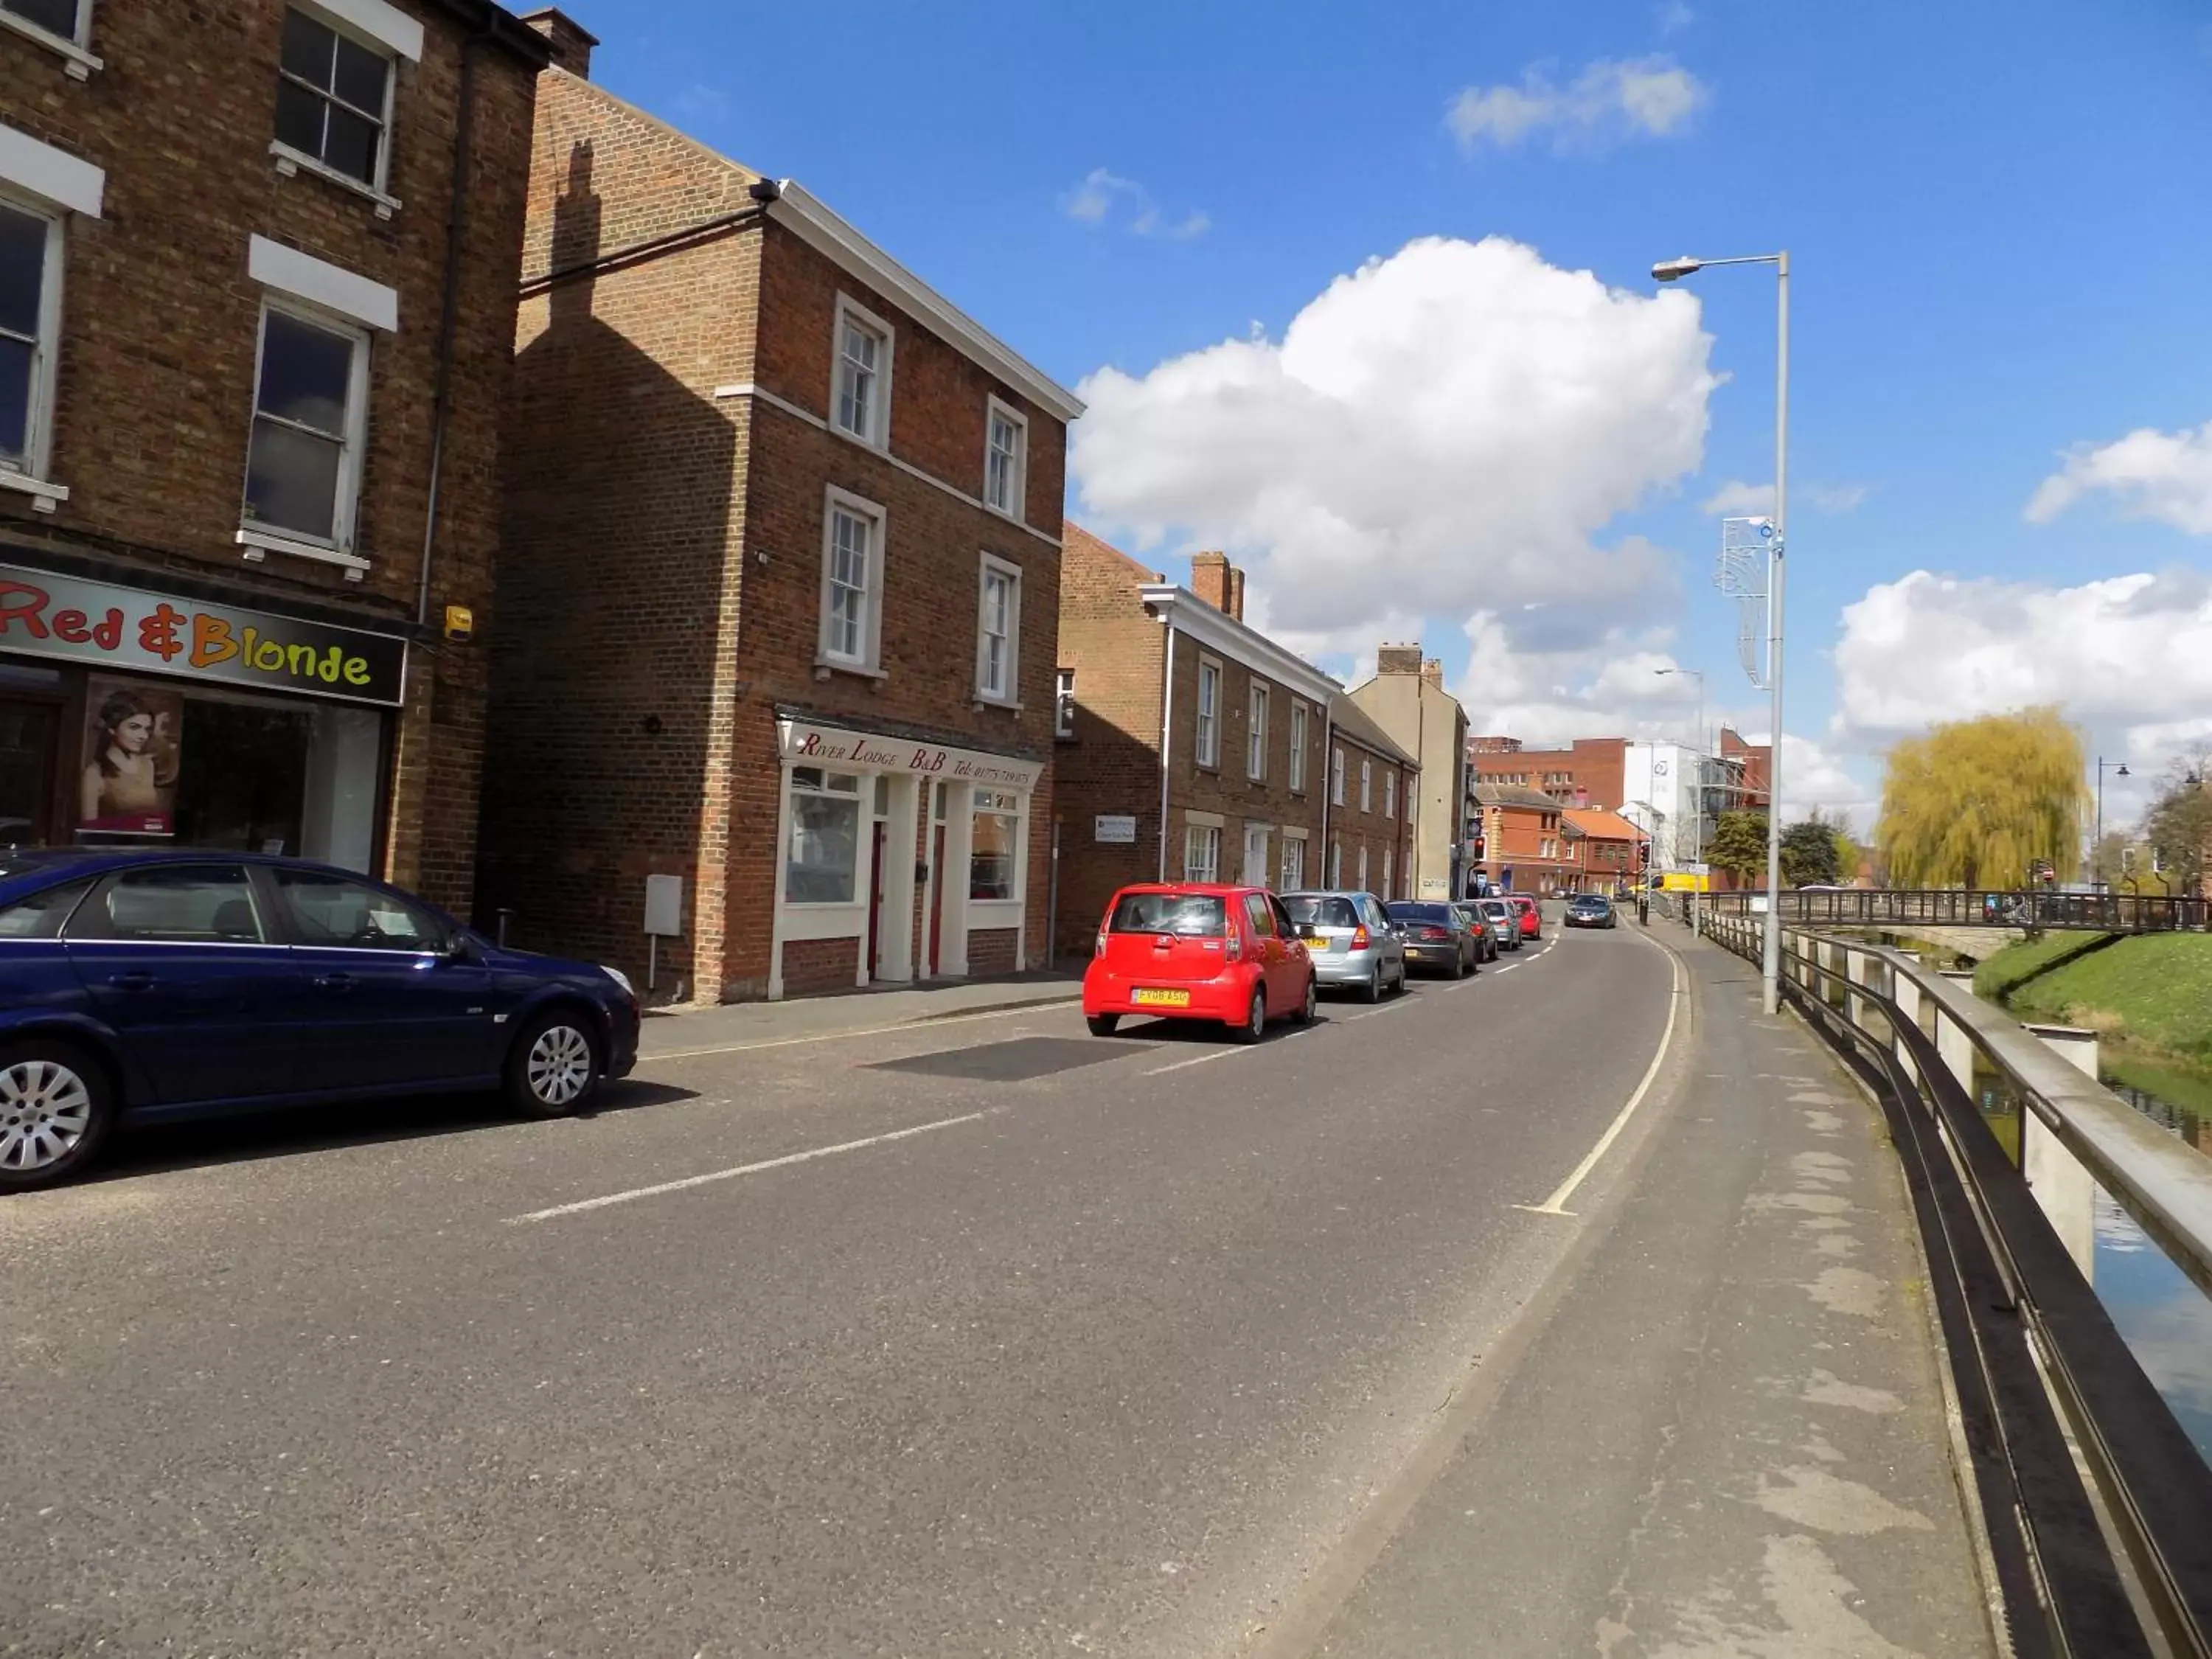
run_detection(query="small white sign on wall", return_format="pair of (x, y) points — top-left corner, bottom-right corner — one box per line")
(1094, 814), (1138, 844)
(644, 873), (684, 937)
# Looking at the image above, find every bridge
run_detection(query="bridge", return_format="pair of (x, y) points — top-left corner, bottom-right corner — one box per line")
(1708, 886), (2211, 933)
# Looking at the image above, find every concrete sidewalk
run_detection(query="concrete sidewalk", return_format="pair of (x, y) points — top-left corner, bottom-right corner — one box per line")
(1295, 928), (1998, 1657)
(637, 969), (1082, 1057)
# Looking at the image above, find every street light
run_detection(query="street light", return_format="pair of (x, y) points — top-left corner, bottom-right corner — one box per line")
(1655, 249), (1790, 1013)
(2095, 757), (2129, 891)
(1654, 667), (1705, 754)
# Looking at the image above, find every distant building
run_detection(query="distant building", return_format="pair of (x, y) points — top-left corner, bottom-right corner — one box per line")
(1470, 735), (1625, 811)
(1562, 807), (1644, 894)
(1349, 647), (1468, 898)
(1470, 785), (1571, 896)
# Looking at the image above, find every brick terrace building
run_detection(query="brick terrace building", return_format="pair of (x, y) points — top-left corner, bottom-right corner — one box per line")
(1324, 692), (1417, 900)
(1470, 735), (1625, 813)
(1347, 646), (1468, 900)
(0, 0), (543, 906)
(1562, 807), (1644, 894)
(479, 18), (1082, 1001)
(1054, 533), (1339, 956)
(1471, 784), (1574, 896)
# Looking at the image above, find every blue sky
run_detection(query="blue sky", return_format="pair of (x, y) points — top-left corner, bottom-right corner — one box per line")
(563, 0), (2212, 827)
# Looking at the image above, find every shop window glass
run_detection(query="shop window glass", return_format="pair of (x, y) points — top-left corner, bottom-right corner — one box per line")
(787, 768), (861, 902)
(275, 868), (443, 950)
(970, 790), (1018, 900)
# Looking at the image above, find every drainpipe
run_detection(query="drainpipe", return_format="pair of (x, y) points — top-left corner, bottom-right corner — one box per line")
(416, 26), (487, 627)
(1156, 624), (1176, 882)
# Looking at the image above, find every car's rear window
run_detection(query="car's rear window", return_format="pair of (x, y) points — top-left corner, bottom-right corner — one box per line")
(1387, 902), (1453, 924)
(1284, 896), (1357, 928)
(1478, 900), (1511, 918)
(1110, 892), (1227, 936)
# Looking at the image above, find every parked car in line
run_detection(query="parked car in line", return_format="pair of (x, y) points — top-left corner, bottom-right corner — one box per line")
(1564, 894), (1618, 930)
(1506, 893), (1543, 941)
(1085, 883), (1317, 1043)
(1473, 897), (1521, 952)
(1382, 900), (1480, 978)
(1450, 901), (1501, 963)
(1282, 890), (1405, 1003)
(0, 849), (641, 1193)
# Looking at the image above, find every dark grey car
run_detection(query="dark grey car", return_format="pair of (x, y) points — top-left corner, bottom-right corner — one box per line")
(1383, 900), (1481, 978)
(1473, 897), (1522, 952)
(1451, 901), (1501, 962)
(1283, 890), (1405, 1003)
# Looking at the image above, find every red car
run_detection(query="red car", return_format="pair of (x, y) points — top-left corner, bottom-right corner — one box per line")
(1084, 883), (1318, 1043)
(1506, 893), (1542, 940)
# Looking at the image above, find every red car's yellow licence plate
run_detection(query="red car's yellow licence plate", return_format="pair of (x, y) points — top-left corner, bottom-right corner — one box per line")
(1132, 988), (1191, 1007)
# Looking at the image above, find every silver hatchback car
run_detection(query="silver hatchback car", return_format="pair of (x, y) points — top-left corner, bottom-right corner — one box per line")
(1281, 890), (1406, 1003)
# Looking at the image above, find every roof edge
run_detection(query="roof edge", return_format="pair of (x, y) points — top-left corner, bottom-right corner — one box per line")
(430, 0), (554, 67)
(1138, 585), (1340, 704)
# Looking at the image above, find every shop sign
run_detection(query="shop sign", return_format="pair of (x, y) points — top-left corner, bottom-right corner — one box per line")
(778, 718), (1043, 793)
(1093, 813), (1137, 844)
(0, 564), (408, 706)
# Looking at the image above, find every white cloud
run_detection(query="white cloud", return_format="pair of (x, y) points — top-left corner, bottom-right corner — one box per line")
(2025, 420), (2212, 535)
(1833, 567), (2212, 751)
(1071, 235), (1717, 661)
(1700, 479), (1869, 515)
(1060, 168), (1208, 239)
(1448, 56), (1708, 153)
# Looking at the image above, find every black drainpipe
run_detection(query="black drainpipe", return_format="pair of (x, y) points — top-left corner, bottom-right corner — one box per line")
(416, 25), (488, 628)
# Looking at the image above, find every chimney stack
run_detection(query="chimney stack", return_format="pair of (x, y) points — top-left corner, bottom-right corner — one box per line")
(1189, 552), (1236, 616)
(1225, 567), (1245, 622)
(519, 7), (598, 77)
(1421, 658), (1444, 690)
(1377, 643), (1424, 676)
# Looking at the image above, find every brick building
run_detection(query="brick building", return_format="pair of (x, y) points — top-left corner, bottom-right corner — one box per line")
(1470, 735), (1626, 813)
(1562, 807), (1644, 894)
(1324, 693), (1417, 900)
(1471, 784), (1576, 896)
(478, 18), (1082, 1001)
(1054, 533), (1339, 955)
(1719, 726), (1771, 810)
(1346, 646), (1468, 900)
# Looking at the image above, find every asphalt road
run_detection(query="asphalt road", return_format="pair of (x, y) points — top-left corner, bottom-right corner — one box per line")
(0, 917), (1967, 1658)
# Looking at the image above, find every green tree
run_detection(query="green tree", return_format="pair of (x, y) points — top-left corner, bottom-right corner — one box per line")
(2143, 755), (2212, 897)
(1708, 810), (1769, 885)
(2090, 831), (2130, 889)
(1876, 707), (2088, 888)
(1780, 819), (1843, 886)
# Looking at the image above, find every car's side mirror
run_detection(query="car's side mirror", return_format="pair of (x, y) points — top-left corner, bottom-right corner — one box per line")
(444, 932), (479, 963)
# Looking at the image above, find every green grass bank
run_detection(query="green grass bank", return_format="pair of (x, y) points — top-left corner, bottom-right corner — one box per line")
(1975, 932), (2212, 1071)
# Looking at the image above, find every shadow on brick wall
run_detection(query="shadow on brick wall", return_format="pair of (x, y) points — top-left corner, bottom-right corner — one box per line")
(476, 142), (736, 999)
(1053, 714), (1175, 960)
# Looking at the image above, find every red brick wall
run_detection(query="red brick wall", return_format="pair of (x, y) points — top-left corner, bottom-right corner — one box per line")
(1327, 741), (1416, 898)
(0, 1), (540, 915)
(1470, 738), (1627, 812)
(782, 935), (859, 996)
(967, 927), (1018, 977)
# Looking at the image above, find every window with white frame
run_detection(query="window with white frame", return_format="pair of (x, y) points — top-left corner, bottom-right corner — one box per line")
(1359, 757), (1372, 812)
(1330, 746), (1345, 806)
(1184, 822), (1221, 883)
(785, 766), (863, 902)
(2, 0), (91, 52)
(970, 790), (1020, 900)
(1054, 668), (1075, 740)
(832, 296), (891, 447)
(274, 8), (396, 189)
(0, 195), (63, 484)
(1281, 835), (1305, 891)
(984, 397), (1026, 518)
(243, 301), (369, 549)
(1195, 658), (1220, 768)
(975, 554), (1020, 703)
(818, 488), (885, 669)
(1382, 847), (1393, 899)
(1384, 770), (1396, 819)
(1328, 840), (1342, 887)
(1289, 700), (1307, 792)
(1247, 683), (1268, 779)
(1357, 844), (1368, 889)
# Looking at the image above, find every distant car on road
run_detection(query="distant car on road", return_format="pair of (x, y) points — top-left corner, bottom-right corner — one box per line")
(0, 848), (640, 1193)
(1085, 883), (1317, 1043)
(1383, 900), (1480, 978)
(1564, 894), (1618, 929)
(1506, 893), (1543, 941)
(1282, 890), (1406, 1003)
(1450, 901), (1501, 963)
(1473, 897), (1521, 952)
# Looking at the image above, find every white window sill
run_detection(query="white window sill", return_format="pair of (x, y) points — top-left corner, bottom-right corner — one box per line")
(973, 692), (1023, 712)
(0, 470), (69, 513)
(0, 10), (102, 77)
(828, 422), (891, 456)
(270, 142), (402, 219)
(983, 500), (1028, 529)
(237, 526), (371, 581)
(814, 655), (888, 681)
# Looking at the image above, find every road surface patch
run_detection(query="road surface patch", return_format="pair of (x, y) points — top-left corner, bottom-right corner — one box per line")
(866, 1036), (1145, 1082)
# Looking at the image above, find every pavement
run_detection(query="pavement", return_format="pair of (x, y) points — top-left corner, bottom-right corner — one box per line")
(0, 917), (1994, 1658)
(639, 967), (1084, 1059)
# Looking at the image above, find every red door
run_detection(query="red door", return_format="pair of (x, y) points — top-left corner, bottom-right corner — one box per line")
(928, 824), (947, 975)
(867, 821), (886, 978)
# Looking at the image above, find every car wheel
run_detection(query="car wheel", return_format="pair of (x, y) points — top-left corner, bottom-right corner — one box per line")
(1362, 963), (1383, 1004)
(1448, 946), (1467, 980)
(0, 1040), (114, 1193)
(507, 1007), (602, 1118)
(1231, 985), (1267, 1045)
(1087, 1013), (1120, 1037)
(1294, 975), (1318, 1026)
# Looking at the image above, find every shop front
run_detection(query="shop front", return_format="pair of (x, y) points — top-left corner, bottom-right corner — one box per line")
(771, 713), (1043, 1000)
(0, 563), (407, 870)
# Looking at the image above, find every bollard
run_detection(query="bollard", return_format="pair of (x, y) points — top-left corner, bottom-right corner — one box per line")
(496, 907), (514, 947)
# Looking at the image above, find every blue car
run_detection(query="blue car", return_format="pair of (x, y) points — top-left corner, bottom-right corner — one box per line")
(0, 848), (639, 1192)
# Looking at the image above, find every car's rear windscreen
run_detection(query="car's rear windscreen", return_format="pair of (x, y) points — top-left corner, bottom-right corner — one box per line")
(1387, 902), (1453, 924)
(1110, 893), (1227, 936)
(1284, 896), (1358, 928)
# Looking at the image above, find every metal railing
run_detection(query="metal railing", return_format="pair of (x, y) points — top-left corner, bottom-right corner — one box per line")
(1703, 887), (2209, 932)
(1701, 910), (2212, 1658)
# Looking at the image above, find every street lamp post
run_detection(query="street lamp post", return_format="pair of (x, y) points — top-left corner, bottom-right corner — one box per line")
(2095, 757), (2129, 892)
(1655, 666), (1705, 755)
(1655, 250), (1790, 1014)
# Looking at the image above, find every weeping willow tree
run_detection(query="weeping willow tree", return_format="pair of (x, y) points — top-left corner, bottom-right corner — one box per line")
(1876, 707), (2088, 888)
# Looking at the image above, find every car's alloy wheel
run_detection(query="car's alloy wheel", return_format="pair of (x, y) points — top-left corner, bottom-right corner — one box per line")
(508, 1013), (602, 1117)
(0, 1058), (95, 1177)
(1234, 986), (1267, 1045)
(1363, 964), (1383, 1004)
(1296, 975), (1318, 1025)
